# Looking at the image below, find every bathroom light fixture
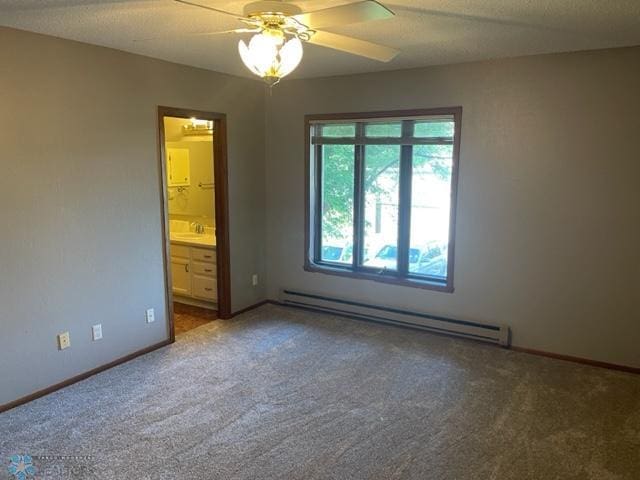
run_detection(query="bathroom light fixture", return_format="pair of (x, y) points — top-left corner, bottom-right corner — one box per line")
(238, 29), (303, 86)
(189, 117), (211, 127)
(183, 118), (213, 136)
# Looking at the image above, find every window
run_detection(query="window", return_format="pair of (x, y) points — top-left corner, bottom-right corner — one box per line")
(305, 108), (461, 292)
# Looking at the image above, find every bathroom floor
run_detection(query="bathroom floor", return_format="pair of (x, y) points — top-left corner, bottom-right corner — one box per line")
(173, 302), (217, 335)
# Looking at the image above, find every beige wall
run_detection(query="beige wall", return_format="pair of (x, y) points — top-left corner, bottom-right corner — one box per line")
(0, 27), (267, 405)
(265, 47), (640, 368)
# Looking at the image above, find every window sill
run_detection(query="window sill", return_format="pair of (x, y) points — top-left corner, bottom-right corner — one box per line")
(304, 261), (454, 293)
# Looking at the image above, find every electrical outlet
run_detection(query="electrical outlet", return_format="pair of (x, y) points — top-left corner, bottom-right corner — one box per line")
(252, 274), (259, 286)
(146, 308), (155, 323)
(57, 332), (71, 350)
(92, 324), (103, 341)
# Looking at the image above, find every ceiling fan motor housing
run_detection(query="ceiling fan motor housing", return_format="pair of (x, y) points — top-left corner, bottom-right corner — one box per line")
(243, 1), (303, 18)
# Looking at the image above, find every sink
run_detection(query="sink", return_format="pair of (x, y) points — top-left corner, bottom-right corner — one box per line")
(171, 232), (203, 240)
(170, 231), (216, 247)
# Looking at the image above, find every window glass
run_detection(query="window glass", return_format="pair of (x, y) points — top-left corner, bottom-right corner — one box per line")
(365, 122), (402, 137)
(408, 144), (453, 279)
(321, 124), (356, 137)
(320, 145), (355, 264)
(414, 120), (454, 138)
(321, 246), (343, 261)
(362, 145), (401, 270)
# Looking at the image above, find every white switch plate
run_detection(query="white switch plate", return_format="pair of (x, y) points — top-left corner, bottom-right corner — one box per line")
(92, 324), (103, 341)
(252, 274), (259, 286)
(57, 332), (71, 350)
(146, 308), (155, 323)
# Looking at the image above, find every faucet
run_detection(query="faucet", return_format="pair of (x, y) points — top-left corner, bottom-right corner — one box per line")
(191, 222), (205, 234)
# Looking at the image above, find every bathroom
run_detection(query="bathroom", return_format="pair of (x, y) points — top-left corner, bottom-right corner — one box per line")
(163, 115), (218, 332)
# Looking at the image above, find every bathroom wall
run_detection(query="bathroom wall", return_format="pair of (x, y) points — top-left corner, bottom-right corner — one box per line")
(164, 117), (215, 226)
(167, 151), (215, 229)
(0, 26), (267, 407)
(166, 140), (215, 221)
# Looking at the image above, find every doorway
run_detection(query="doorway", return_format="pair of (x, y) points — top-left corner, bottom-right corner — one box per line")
(157, 106), (231, 342)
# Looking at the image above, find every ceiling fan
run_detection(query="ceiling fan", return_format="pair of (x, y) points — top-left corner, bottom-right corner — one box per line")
(173, 0), (399, 85)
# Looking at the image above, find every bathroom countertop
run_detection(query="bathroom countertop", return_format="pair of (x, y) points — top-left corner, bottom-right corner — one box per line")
(169, 233), (216, 248)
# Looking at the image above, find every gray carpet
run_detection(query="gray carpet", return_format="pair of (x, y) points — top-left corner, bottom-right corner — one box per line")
(1, 305), (639, 479)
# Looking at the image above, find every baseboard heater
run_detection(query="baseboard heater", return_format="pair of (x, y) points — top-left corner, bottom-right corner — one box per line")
(279, 289), (510, 346)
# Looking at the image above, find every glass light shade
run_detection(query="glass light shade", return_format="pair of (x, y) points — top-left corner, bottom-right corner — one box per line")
(238, 33), (303, 84)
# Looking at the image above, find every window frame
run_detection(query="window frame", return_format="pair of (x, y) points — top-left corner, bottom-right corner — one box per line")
(304, 107), (462, 293)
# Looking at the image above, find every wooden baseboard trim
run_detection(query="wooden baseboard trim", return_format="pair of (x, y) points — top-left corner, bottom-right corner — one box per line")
(5, 309), (633, 414)
(1, 300), (269, 413)
(0, 339), (173, 414)
(232, 300), (272, 317)
(510, 346), (640, 374)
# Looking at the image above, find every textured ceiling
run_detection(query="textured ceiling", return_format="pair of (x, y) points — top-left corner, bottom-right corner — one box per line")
(1, 0), (639, 79)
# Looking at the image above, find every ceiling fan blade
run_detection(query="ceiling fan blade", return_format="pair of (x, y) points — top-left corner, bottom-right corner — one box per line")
(307, 30), (398, 62)
(133, 29), (258, 42)
(295, 0), (394, 29)
(174, 0), (244, 18)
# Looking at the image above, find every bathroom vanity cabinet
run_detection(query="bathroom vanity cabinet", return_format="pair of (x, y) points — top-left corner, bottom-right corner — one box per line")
(170, 243), (217, 307)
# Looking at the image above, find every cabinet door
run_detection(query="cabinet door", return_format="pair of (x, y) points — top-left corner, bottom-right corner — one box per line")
(167, 148), (190, 187)
(191, 247), (216, 263)
(192, 275), (217, 301)
(171, 257), (191, 296)
(192, 261), (216, 278)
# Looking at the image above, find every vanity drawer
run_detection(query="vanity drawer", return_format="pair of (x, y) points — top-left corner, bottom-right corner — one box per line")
(192, 261), (216, 278)
(192, 275), (217, 301)
(191, 247), (216, 263)
(170, 244), (191, 259)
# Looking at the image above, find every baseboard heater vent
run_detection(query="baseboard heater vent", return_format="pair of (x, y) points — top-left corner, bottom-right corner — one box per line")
(279, 289), (510, 346)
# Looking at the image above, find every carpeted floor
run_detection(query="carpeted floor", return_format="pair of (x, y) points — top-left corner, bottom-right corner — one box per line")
(1, 305), (639, 479)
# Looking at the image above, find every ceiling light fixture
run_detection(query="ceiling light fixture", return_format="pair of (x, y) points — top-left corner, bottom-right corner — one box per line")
(238, 29), (303, 86)
(172, 0), (399, 87)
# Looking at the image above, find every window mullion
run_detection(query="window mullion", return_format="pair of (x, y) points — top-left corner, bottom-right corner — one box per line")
(397, 121), (414, 275)
(353, 123), (366, 269)
(314, 143), (323, 263)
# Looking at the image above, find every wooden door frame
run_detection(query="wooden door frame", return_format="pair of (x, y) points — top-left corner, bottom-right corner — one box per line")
(157, 106), (232, 343)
